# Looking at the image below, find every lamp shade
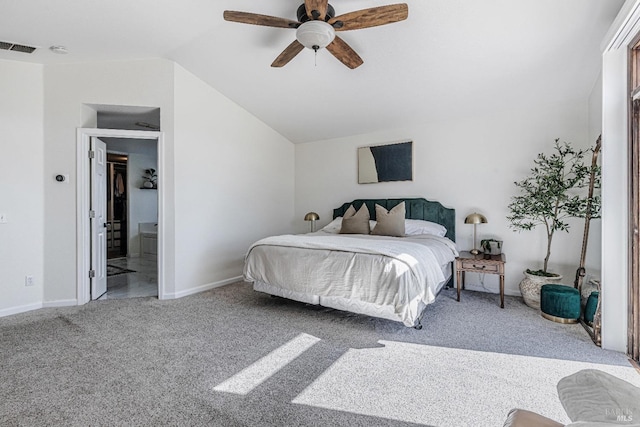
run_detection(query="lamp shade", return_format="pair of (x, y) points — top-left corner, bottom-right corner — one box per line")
(296, 20), (335, 50)
(304, 212), (320, 221)
(464, 213), (488, 224)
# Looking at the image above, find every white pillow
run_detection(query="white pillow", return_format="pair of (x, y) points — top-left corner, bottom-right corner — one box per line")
(404, 219), (447, 237)
(320, 217), (343, 233)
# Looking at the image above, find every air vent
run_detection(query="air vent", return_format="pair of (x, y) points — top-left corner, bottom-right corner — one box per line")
(0, 41), (37, 54)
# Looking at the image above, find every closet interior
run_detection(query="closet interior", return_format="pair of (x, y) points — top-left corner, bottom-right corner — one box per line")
(107, 153), (128, 259)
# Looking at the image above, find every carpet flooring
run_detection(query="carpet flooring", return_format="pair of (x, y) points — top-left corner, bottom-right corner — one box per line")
(1, 282), (638, 427)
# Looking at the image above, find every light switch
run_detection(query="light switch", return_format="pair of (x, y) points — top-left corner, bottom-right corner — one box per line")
(0, 213), (6, 223)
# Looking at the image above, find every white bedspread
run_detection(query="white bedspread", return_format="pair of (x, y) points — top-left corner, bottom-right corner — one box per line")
(244, 232), (458, 326)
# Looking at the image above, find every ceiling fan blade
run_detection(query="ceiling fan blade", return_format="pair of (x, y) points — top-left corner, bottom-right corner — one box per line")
(224, 11), (300, 29)
(326, 36), (363, 69)
(329, 4), (408, 31)
(271, 40), (305, 67)
(305, 0), (329, 21)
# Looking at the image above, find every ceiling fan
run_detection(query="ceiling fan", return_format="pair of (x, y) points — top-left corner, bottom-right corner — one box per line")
(223, 1), (408, 69)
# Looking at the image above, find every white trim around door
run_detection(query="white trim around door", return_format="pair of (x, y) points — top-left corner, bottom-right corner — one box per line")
(76, 128), (166, 305)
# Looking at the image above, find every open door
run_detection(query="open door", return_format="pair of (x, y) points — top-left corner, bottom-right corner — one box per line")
(77, 127), (164, 304)
(90, 137), (107, 299)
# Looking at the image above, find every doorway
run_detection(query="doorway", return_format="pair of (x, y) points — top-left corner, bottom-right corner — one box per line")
(102, 139), (159, 300)
(76, 128), (165, 305)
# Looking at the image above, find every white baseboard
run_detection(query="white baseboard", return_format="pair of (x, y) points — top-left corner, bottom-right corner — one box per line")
(163, 276), (243, 300)
(43, 299), (78, 308)
(0, 302), (43, 318)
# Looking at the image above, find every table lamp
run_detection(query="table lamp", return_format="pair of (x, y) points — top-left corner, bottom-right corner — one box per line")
(464, 212), (487, 255)
(304, 212), (319, 232)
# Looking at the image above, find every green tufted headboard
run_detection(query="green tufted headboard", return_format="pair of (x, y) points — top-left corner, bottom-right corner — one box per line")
(333, 197), (456, 242)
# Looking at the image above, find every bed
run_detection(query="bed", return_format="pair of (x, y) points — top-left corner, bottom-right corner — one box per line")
(243, 198), (458, 328)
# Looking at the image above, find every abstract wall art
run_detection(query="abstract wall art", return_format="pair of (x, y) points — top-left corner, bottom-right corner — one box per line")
(358, 141), (413, 184)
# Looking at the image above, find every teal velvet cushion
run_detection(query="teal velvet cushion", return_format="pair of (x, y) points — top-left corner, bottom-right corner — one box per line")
(540, 284), (581, 320)
(583, 291), (599, 324)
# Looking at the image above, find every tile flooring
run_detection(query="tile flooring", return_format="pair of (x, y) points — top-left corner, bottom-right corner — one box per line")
(100, 255), (158, 299)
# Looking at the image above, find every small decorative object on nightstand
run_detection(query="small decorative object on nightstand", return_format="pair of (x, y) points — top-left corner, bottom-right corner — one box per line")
(464, 212), (487, 255)
(456, 251), (506, 308)
(304, 212), (319, 232)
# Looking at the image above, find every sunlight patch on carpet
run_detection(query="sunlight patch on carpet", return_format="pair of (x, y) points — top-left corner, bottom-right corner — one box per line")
(291, 340), (640, 426)
(213, 333), (321, 395)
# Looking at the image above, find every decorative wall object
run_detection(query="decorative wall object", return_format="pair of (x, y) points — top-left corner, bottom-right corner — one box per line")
(358, 141), (412, 184)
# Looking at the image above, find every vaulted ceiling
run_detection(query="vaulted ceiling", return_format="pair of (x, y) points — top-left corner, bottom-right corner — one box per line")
(0, 0), (624, 143)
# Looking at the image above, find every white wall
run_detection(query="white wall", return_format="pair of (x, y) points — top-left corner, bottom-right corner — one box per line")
(599, 0), (638, 352)
(1, 57), (295, 314)
(295, 101), (593, 297)
(601, 47), (628, 352)
(128, 152), (158, 256)
(0, 60), (44, 315)
(172, 64), (294, 297)
(43, 59), (176, 304)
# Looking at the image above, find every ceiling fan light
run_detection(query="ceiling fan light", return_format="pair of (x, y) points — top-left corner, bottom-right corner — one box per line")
(296, 20), (335, 50)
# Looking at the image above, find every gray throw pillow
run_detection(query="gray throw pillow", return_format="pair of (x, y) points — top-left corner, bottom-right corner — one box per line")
(372, 202), (406, 237)
(340, 204), (370, 234)
(557, 369), (640, 424)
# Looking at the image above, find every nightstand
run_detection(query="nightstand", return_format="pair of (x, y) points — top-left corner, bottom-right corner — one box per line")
(455, 251), (506, 308)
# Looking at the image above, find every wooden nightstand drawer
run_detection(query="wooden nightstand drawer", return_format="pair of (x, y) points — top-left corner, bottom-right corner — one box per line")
(460, 261), (499, 272)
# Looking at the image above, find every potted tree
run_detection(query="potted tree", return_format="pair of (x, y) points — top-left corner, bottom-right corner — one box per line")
(507, 139), (601, 309)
